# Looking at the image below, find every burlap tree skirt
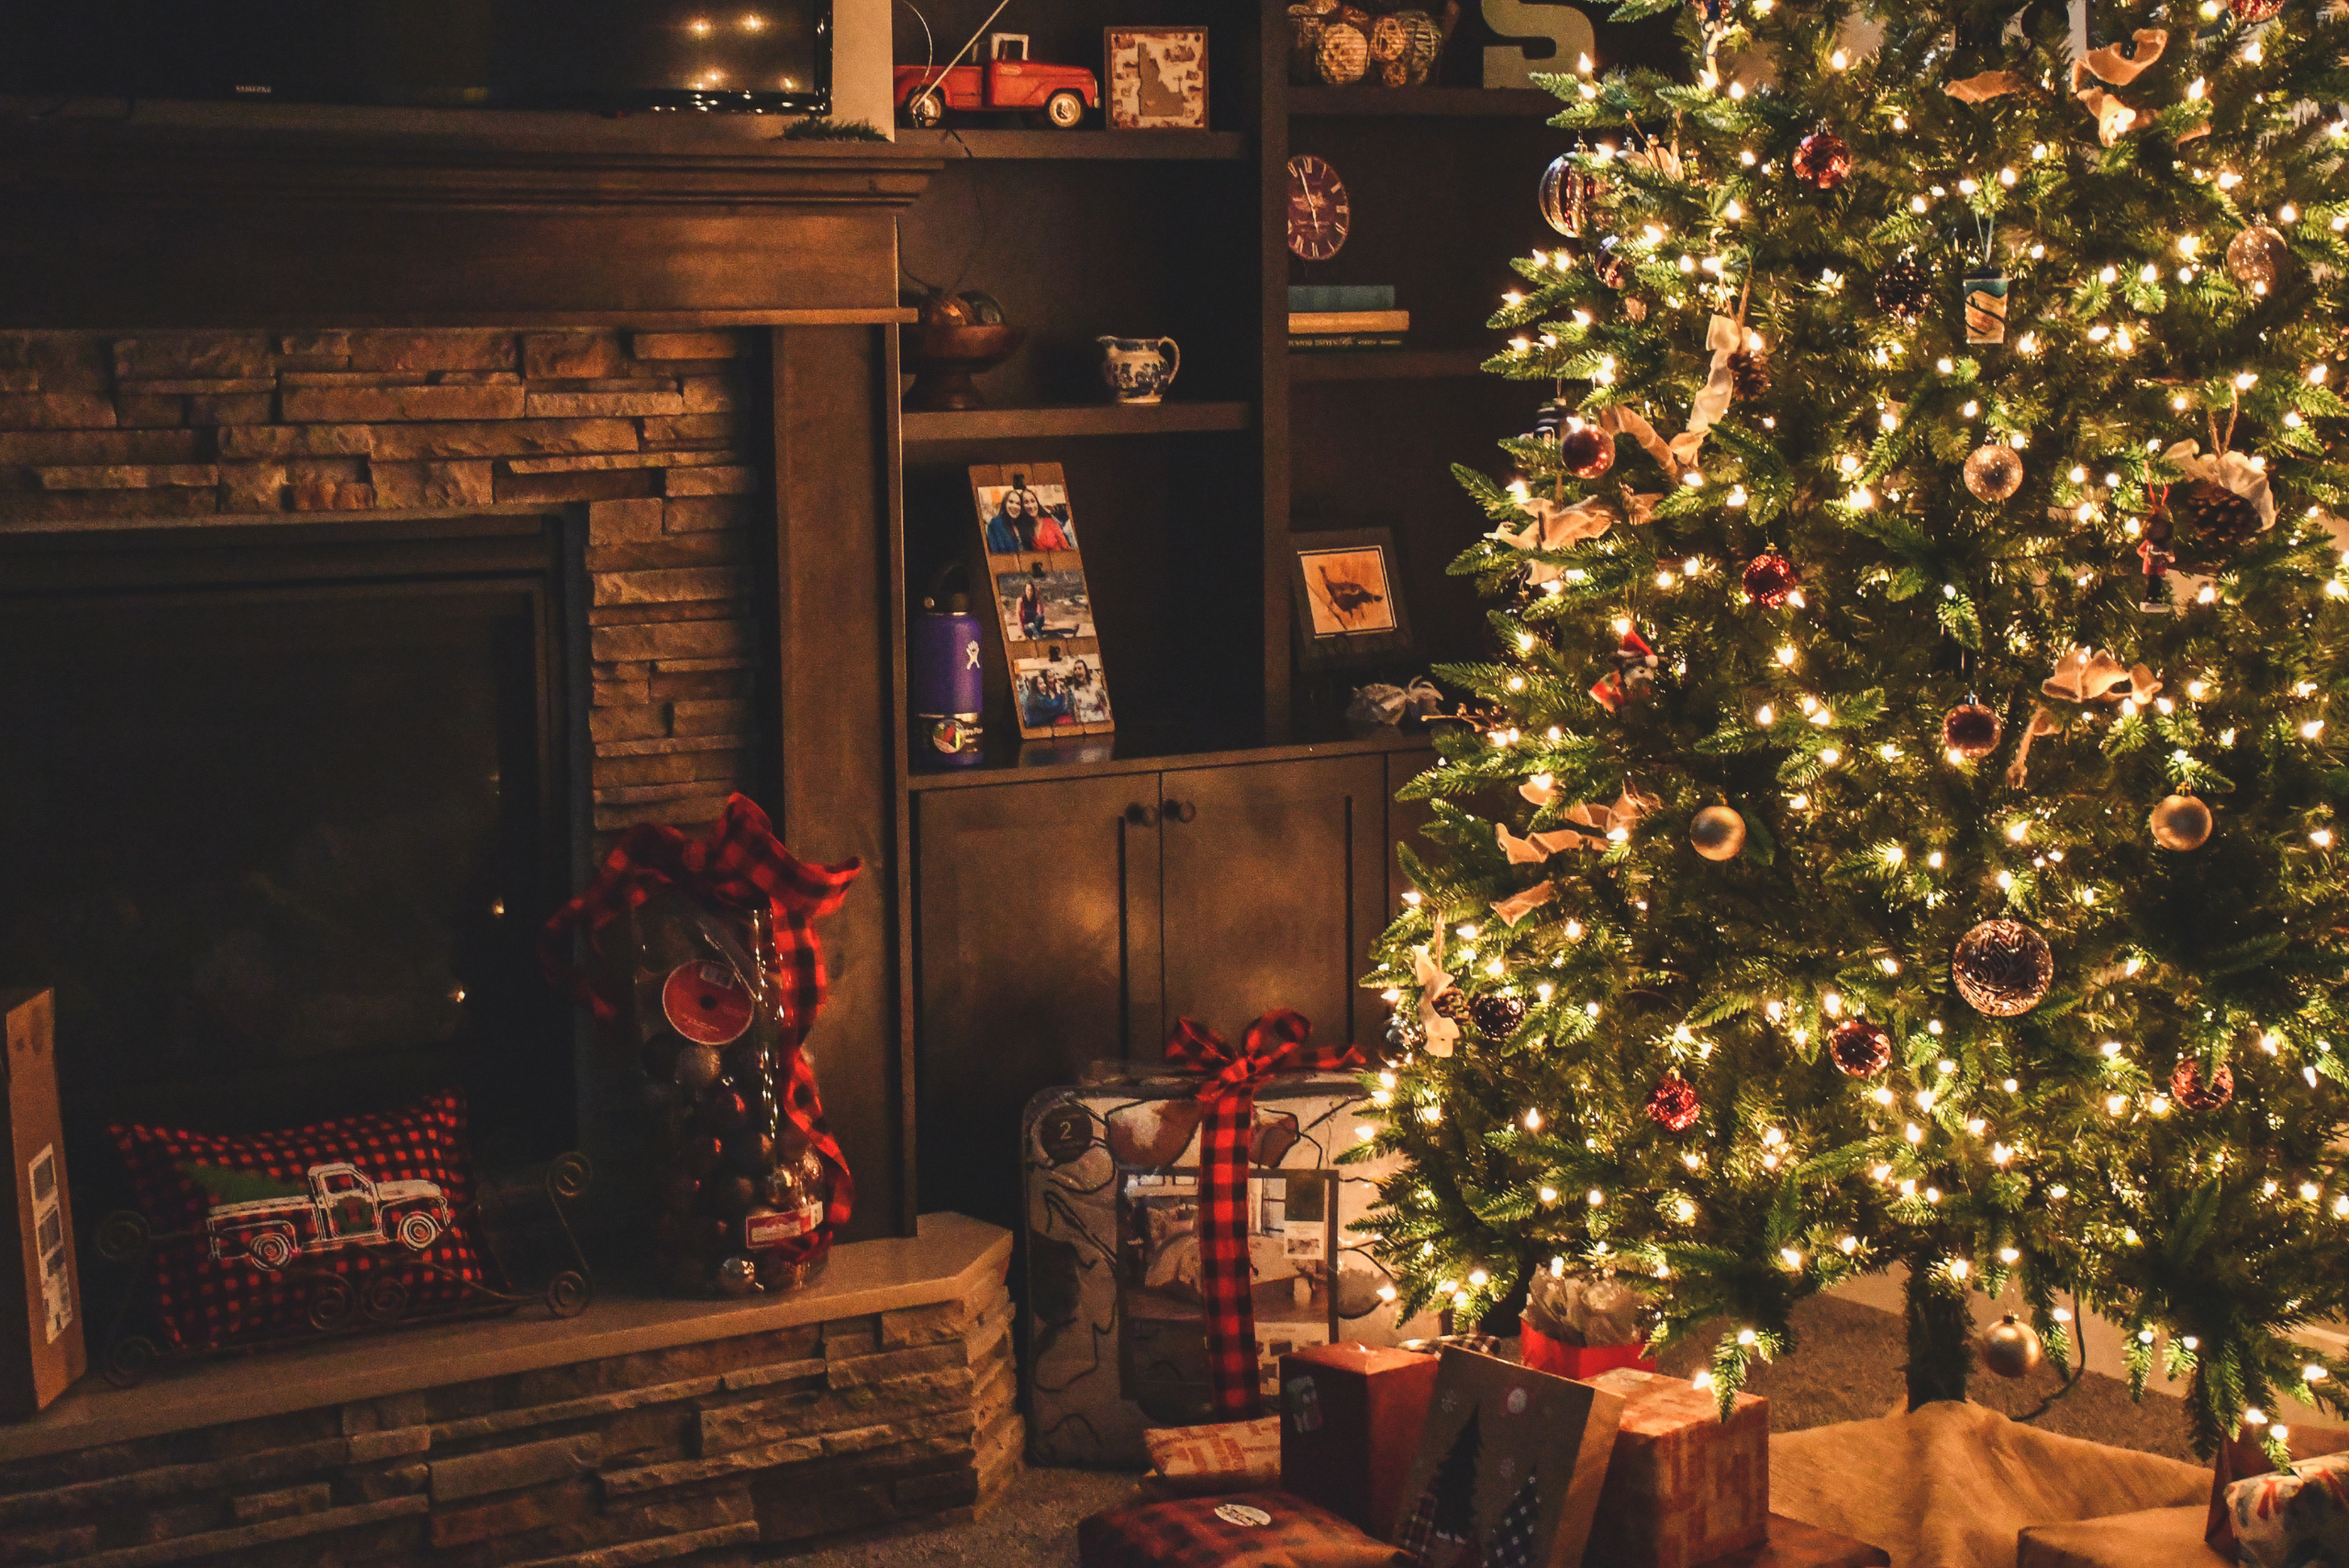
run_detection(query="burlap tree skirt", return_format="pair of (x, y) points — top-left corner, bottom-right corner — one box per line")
(1771, 1401), (2213, 1568)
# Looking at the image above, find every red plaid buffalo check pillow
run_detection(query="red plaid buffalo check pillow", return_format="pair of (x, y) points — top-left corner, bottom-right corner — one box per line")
(109, 1088), (496, 1351)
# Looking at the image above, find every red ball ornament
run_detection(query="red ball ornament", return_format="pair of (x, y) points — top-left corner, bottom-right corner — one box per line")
(1793, 128), (1852, 191)
(1742, 552), (1798, 607)
(1942, 703), (2003, 761)
(1559, 424), (1616, 480)
(1646, 1071), (1702, 1133)
(1830, 1018), (1894, 1077)
(2170, 1057), (2235, 1112)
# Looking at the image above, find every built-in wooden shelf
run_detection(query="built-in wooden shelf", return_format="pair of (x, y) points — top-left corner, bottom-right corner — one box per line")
(897, 128), (1251, 160)
(1289, 347), (1493, 383)
(1286, 85), (1561, 117)
(906, 723), (1436, 791)
(901, 400), (1254, 442)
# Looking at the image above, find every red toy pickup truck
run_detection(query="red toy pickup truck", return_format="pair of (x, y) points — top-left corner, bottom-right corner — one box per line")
(894, 33), (1098, 129)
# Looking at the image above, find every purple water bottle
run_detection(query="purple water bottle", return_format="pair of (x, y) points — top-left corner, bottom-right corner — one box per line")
(910, 568), (985, 767)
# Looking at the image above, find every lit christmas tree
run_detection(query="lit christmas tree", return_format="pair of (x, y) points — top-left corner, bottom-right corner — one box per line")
(1350, 0), (2349, 1445)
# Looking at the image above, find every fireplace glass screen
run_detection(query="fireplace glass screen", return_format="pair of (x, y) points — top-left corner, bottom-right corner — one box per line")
(0, 520), (581, 1214)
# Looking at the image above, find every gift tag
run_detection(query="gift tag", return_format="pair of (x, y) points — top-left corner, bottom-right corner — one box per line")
(1215, 1504), (1273, 1529)
(663, 960), (754, 1045)
(1964, 272), (2009, 344)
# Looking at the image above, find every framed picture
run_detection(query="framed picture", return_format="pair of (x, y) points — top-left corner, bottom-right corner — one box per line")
(1290, 526), (1411, 667)
(970, 462), (1114, 740)
(1104, 28), (1208, 130)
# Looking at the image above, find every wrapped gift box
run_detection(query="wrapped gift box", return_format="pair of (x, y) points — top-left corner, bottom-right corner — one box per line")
(1281, 1340), (1441, 1540)
(1024, 1065), (1435, 1468)
(1581, 1366), (1768, 1568)
(1138, 1416), (1283, 1499)
(1078, 1491), (1402, 1568)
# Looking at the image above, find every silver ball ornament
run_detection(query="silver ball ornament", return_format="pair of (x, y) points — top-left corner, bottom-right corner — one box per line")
(713, 1255), (761, 1298)
(1982, 1314), (2043, 1379)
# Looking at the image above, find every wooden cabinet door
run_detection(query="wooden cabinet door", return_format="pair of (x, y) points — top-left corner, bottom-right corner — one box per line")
(912, 773), (1162, 1229)
(1155, 754), (1388, 1051)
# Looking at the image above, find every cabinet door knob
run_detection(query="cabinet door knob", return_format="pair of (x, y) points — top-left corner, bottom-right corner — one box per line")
(1166, 799), (1197, 824)
(1124, 803), (1161, 828)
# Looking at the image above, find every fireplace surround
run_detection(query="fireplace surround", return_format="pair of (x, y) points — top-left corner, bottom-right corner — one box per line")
(0, 108), (988, 1565)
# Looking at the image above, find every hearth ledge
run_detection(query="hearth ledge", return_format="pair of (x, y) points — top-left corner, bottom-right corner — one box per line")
(0, 1210), (1008, 1464)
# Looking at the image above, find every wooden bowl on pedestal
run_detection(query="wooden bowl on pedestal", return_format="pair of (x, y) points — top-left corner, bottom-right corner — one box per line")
(901, 324), (1026, 411)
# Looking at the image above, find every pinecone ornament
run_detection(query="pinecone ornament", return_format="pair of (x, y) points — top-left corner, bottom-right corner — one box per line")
(2165, 479), (2263, 566)
(1728, 347), (1771, 401)
(1469, 992), (1529, 1040)
(1875, 253), (1933, 327)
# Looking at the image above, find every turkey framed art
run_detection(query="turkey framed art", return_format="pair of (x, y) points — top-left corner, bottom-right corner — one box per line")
(1289, 526), (1411, 668)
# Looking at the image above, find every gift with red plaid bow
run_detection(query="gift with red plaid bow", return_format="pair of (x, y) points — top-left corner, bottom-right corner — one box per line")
(543, 795), (858, 1298)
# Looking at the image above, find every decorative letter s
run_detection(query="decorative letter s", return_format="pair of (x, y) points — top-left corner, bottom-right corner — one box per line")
(1481, 0), (1596, 88)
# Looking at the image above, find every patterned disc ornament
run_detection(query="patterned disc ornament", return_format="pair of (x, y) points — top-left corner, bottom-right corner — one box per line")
(1792, 128), (1853, 191)
(1875, 253), (1933, 328)
(1963, 443), (2024, 502)
(2231, 0), (2284, 17)
(1469, 992), (1529, 1040)
(1559, 424), (1616, 479)
(1953, 918), (2054, 1017)
(2151, 794), (2214, 851)
(1742, 552), (1798, 606)
(1942, 702), (2003, 761)
(2171, 1056), (2235, 1111)
(2225, 224), (2291, 290)
(1645, 1071), (1702, 1132)
(1690, 806), (1747, 862)
(1540, 155), (1604, 239)
(1829, 1018), (1894, 1077)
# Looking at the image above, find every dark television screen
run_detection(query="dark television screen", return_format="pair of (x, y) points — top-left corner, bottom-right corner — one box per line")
(0, 0), (830, 112)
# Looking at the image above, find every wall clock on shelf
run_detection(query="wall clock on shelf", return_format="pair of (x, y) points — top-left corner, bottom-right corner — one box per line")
(1286, 154), (1351, 262)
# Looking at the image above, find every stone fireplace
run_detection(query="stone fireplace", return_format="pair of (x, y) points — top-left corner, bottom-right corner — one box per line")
(0, 113), (999, 1567)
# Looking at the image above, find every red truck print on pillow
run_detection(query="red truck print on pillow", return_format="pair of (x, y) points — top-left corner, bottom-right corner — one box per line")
(199, 1162), (452, 1272)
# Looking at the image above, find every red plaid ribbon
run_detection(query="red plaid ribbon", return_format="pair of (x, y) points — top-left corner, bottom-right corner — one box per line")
(542, 795), (861, 1243)
(1163, 1009), (1363, 1418)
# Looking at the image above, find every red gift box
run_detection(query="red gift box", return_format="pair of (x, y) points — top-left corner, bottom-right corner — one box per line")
(1521, 1321), (1658, 1379)
(1279, 1341), (1440, 1540)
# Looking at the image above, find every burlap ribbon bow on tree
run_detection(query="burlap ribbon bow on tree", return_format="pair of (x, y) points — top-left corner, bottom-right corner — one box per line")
(541, 794), (862, 1256)
(1162, 1010), (1363, 1417)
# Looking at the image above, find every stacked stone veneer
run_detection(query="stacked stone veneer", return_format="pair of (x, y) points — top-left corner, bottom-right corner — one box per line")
(0, 1273), (1019, 1568)
(0, 328), (769, 839)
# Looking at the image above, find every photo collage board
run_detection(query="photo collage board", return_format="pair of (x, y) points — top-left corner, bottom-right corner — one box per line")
(971, 462), (1114, 740)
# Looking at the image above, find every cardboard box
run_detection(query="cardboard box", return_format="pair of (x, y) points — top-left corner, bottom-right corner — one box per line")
(1582, 1366), (1769, 1568)
(1280, 1340), (1441, 1540)
(2, 990), (85, 1417)
(1396, 1345), (1623, 1568)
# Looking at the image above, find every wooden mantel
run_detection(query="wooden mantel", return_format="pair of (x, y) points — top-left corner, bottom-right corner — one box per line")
(0, 108), (942, 328)
(0, 107), (940, 1238)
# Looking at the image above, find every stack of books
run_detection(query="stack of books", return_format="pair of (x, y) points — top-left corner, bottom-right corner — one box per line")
(1289, 284), (1408, 351)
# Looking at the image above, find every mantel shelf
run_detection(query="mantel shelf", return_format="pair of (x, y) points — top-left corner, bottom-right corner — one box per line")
(897, 128), (1251, 160)
(1286, 86), (1562, 117)
(901, 400), (1254, 442)
(1289, 347), (1493, 384)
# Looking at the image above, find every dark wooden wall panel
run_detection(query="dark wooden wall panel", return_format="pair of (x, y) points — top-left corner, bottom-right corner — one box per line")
(774, 324), (905, 1240)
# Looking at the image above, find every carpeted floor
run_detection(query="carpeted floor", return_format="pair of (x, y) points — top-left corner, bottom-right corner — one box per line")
(761, 1294), (2198, 1565)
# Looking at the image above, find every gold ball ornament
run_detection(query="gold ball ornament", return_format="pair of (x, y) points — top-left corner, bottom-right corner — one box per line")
(1981, 1315), (2043, 1379)
(2151, 795), (2213, 851)
(1953, 918), (2054, 1017)
(2225, 224), (2291, 291)
(1690, 806), (1747, 862)
(1963, 443), (2024, 503)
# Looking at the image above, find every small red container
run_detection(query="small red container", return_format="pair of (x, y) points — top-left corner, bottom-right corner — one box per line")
(1520, 1321), (1657, 1379)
